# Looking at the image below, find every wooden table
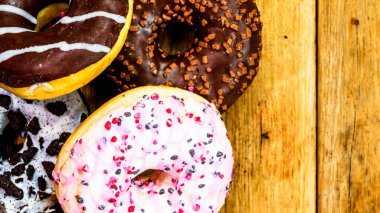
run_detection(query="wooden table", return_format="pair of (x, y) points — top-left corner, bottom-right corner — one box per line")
(82, 0), (380, 212)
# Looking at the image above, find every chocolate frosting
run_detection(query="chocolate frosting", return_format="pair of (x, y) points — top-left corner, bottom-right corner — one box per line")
(107, 0), (262, 112)
(0, 0), (130, 87)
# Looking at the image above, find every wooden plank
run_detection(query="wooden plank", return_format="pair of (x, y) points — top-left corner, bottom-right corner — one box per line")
(318, 0), (380, 212)
(221, 0), (316, 212)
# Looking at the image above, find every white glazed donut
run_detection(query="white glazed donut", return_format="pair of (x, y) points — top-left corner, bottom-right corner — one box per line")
(0, 88), (88, 212)
(54, 86), (233, 213)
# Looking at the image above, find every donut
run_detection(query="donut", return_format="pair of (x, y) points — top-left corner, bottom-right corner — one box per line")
(54, 86), (234, 212)
(0, 0), (133, 100)
(0, 88), (88, 212)
(106, 1), (262, 112)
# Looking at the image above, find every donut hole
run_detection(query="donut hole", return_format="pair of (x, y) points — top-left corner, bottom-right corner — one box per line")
(35, 3), (69, 32)
(159, 22), (195, 56)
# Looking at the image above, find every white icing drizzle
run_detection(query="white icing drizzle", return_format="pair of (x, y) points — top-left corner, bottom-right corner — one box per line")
(0, 42), (111, 63)
(59, 11), (126, 24)
(0, 27), (32, 35)
(0, 5), (37, 24)
(28, 82), (54, 93)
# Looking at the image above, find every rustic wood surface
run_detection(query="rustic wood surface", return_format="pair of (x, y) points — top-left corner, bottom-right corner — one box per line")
(318, 0), (380, 212)
(80, 0), (380, 212)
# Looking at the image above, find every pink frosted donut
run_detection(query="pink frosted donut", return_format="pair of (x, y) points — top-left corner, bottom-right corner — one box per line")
(53, 86), (233, 213)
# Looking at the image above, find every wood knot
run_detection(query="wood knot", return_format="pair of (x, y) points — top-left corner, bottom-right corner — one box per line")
(350, 18), (360, 26)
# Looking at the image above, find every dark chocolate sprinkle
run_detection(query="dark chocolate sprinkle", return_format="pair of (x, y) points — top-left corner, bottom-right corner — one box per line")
(21, 147), (38, 165)
(15, 178), (23, 183)
(45, 101), (67, 116)
(167, 200), (172, 206)
(38, 191), (50, 200)
(26, 165), (35, 180)
(11, 163), (25, 176)
(189, 149), (195, 157)
(116, 169), (122, 175)
(38, 176), (47, 191)
(81, 180), (89, 186)
(217, 151), (223, 157)
(80, 113), (88, 122)
(98, 205), (105, 210)
(152, 124), (158, 128)
(199, 184), (205, 188)
(145, 124), (150, 130)
(124, 112), (131, 117)
(0, 172), (24, 200)
(170, 155), (178, 160)
(27, 117), (41, 135)
(0, 94), (11, 109)
(76, 196), (84, 203)
(159, 189), (165, 195)
(46, 132), (71, 156)
(42, 161), (55, 180)
(168, 188), (174, 194)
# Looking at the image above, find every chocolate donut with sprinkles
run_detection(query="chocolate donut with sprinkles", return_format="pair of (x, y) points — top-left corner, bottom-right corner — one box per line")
(107, 0), (262, 112)
(0, 0), (133, 100)
(53, 86), (234, 212)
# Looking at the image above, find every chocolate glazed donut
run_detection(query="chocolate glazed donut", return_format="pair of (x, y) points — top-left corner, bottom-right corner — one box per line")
(107, 0), (262, 112)
(0, 0), (133, 100)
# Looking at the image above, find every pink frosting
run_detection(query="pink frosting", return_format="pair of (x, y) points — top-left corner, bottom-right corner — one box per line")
(54, 92), (233, 213)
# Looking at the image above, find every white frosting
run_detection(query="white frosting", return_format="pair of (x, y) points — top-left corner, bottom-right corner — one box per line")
(0, 5), (37, 24)
(0, 42), (111, 63)
(55, 92), (234, 213)
(59, 11), (126, 24)
(0, 88), (88, 212)
(0, 27), (33, 35)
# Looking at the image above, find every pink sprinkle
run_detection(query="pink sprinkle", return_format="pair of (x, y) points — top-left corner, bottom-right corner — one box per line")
(59, 11), (65, 18)
(194, 116), (201, 122)
(153, 139), (157, 145)
(176, 168), (183, 173)
(111, 136), (117, 142)
(166, 108), (172, 113)
(166, 119), (173, 127)
(193, 204), (200, 211)
(135, 119), (139, 124)
(177, 117), (182, 123)
(200, 175), (205, 179)
(79, 139), (82, 144)
(219, 174), (224, 179)
(112, 117), (119, 124)
(189, 86), (195, 92)
(153, 152), (157, 155)
(115, 191), (120, 198)
(188, 113), (194, 118)
(108, 198), (117, 203)
(134, 113), (141, 119)
(97, 145), (102, 150)
(159, 101), (163, 105)
(151, 93), (159, 100)
(136, 124), (142, 129)
(82, 164), (89, 172)
(113, 156), (119, 161)
(128, 206), (135, 212)
(185, 173), (192, 180)
(179, 209), (184, 213)
(105, 121), (111, 130)
(116, 161), (121, 167)
(122, 135), (129, 140)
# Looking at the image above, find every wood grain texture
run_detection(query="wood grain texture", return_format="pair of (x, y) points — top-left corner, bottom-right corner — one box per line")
(220, 1), (316, 212)
(318, 0), (380, 212)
